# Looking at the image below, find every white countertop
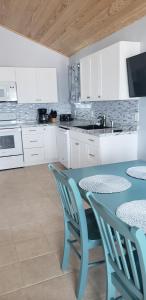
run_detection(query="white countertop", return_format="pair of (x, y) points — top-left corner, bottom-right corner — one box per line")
(68, 127), (137, 137)
(17, 119), (137, 137)
(58, 120), (137, 137)
(19, 122), (56, 128)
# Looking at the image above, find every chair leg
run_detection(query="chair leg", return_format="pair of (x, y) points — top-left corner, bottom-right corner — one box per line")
(76, 247), (88, 300)
(61, 221), (71, 271)
(106, 264), (116, 300)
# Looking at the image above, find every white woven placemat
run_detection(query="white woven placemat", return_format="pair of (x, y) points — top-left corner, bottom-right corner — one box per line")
(116, 200), (146, 233)
(126, 166), (146, 180)
(79, 175), (131, 194)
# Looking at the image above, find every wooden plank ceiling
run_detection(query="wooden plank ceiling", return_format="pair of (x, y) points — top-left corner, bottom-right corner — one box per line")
(0, 0), (146, 57)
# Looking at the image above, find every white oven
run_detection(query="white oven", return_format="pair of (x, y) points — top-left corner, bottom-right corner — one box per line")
(0, 126), (23, 170)
(0, 127), (22, 157)
(0, 82), (17, 102)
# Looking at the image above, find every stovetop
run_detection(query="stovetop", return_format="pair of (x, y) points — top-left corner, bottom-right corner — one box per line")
(0, 112), (21, 129)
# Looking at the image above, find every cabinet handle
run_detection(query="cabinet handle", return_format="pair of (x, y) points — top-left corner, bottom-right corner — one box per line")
(98, 95), (101, 98)
(29, 130), (37, 132)
(30, 140), (38, 143)
(87, 96), (90, 99)
(31, 153), (39, 156)
(88, 139), (94, 142)
(89, 154), (95, 157)
(75, 142), (79, 146)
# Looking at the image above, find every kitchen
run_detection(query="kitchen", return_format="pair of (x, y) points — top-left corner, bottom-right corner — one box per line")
(0, 1), (146, 299)
(0, 41), (139, 171)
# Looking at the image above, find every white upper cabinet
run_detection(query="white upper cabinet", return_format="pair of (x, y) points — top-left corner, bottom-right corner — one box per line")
(15, 68), (36, 103)
(80, 56), (90, 100)
(101, 41), (140, 100)
(15, 67), (58, 103)
(80, 41), (140, 101)
(101, 43), (119, 100)
(36, 68), (58, 103)
(0, 67), (15, 81)
(90, 52), (102, 100)
(80, 52), (101, 101)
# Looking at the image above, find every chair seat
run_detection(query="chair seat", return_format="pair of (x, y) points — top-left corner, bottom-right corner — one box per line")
(85, 208), (101, 240)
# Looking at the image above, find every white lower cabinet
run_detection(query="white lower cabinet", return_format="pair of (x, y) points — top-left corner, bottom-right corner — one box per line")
(70, 139), (85, 169)
(23, 148), (44, 166)
(70, 130), (137, 169)
(99, 133), (137, 165)
(22, 126), (57, 166)
(70, 131), (100, 169)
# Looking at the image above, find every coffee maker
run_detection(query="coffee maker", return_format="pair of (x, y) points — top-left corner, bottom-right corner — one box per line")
(37, 108), (48, 123)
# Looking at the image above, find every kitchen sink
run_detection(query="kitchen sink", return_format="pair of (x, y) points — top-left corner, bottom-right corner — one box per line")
(74, 124), (111, 130)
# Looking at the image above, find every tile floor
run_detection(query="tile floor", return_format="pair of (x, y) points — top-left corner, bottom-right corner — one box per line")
(0, 164), (106, 300)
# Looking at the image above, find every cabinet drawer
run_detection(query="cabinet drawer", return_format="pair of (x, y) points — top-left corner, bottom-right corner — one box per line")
(70, 130), (99, 145)
(86, 145), (100, 166)
(22, 127), (44, 135)
(24, 148), (44, 166)
(23, 134), (43, 149)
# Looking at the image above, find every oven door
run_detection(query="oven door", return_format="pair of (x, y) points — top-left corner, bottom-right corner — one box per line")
(0, 128), (23, 157)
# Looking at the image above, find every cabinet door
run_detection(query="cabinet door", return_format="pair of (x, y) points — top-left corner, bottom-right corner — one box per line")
(101, 43), (119, 100)
(90, 52), (102, 100)
(0, 67), (15, 81)
(44, 126), (58, 162)
(85, 144), (100, 166)
(100, 134), (137, 164)
(57, 128), (70, 168)
(16, 68), (36, 103)
(36, 68), (58, 103)
(80, 56), (91, 101)
(70, 138), (86, 169)
(70, 139), (81, 169)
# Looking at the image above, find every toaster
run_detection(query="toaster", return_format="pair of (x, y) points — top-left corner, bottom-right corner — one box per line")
(60, 114), (74, 122)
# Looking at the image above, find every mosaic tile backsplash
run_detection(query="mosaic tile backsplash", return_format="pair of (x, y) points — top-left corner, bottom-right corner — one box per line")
(0, 99), (139, 128)
(0, 102), (71, 122)
(71, 100), (138, 127)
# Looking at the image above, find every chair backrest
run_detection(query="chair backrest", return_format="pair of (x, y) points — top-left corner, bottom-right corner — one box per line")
(48, 164), (88, 242)
(87, 192), (146, 300)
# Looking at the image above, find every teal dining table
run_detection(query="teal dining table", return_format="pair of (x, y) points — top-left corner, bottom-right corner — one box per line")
(63, 160), (146, 214)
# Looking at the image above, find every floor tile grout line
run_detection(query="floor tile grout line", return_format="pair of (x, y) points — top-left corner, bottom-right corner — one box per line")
(0, 271), (74, 297)
(0, 250), (62, 268)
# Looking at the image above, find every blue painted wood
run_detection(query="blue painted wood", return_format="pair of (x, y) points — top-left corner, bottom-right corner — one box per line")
(48, 164), (104, 300)
(63, 160), (146, 213)
(87, 192), (146, 300)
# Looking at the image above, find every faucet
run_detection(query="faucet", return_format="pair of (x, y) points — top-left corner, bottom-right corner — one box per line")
(102, 115), (106, 127)
(97, 115), (106, 127)
(110, 120), (114, 128)
(90, 110), (95, 124)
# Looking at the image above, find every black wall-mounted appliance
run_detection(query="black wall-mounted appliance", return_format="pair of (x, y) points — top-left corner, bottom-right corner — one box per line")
(127, 52), (146, 97)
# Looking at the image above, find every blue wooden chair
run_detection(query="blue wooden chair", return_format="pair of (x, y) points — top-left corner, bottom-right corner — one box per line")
(87, 192), (146, 300)
(48, 164), (104, 300)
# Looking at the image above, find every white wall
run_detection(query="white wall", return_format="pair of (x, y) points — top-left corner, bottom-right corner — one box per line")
(70, 16), (146, 63)
(0, 26), (69, 103)
(138, 100), (146, 160)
